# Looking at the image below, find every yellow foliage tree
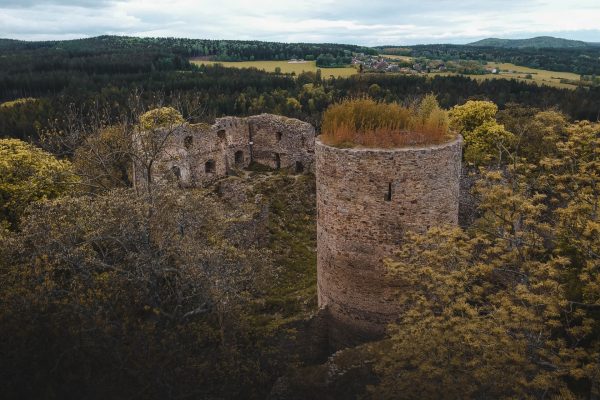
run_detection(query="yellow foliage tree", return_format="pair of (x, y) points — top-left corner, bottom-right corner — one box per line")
(0, 139), (78, 229)
(449, 100), (515, 166)
(370, 116), (599, 399)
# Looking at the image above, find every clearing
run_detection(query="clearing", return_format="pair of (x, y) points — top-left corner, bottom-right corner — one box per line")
(191, 60), (358, 78)
(430, 62), (580, 89)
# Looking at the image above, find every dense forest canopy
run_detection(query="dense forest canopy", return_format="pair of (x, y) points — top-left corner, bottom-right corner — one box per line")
(2, 36), (600, 147)
(467, 36), (596, 49)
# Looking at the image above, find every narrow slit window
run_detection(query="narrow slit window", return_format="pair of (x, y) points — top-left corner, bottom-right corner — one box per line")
(385, 182), (392, 201)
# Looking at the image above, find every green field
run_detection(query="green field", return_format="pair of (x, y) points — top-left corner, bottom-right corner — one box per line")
(427, 62), (580, 89)
(381, 53), (581, 89)
(428, 64), (579, 89)
(191, 60), (358, 78)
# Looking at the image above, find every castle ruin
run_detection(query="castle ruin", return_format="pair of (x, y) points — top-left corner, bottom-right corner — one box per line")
(140, 112), (464, 350)
(316, 136), (463, 348)
(135, 113), (315, 187)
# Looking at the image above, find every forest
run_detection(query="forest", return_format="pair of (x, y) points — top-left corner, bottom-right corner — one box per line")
(2, 36), (600, 145)
(0, 36), (599, 399)
(378, 43), (600, 75)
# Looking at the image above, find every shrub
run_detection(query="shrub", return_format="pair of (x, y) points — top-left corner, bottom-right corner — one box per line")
(320, 96), (452, 148)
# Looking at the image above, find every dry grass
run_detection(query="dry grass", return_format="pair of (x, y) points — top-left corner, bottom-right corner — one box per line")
(320, 96), (454, 148)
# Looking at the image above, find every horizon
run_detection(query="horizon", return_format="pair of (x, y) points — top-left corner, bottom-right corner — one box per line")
(1, 33), (599, 47)
(1, 0), (600, 46)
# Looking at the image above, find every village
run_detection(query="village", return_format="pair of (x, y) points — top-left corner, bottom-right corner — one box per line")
(351, 53), (499, 75)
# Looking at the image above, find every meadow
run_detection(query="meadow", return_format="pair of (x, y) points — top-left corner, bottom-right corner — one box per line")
(428, 62), (580, 89)
(381, 53), (581, 89)
(191, 60), (358, 78)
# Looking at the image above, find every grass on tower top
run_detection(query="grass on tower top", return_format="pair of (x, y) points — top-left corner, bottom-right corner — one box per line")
(320, 96), (454, 148)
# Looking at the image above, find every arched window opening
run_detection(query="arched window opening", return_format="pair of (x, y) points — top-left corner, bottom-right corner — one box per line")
(205, 160), (216, 174)
(295, 161), (304, 174)
(217, 129), (226, 140)
(184, 136), (193, 150)
(385, 182), (392, 202)
(172, 165), (181, 180)
(276, 131), (283, 141)
(234, 150), (244, 165)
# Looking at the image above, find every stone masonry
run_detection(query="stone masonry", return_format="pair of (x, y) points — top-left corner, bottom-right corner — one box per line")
(316, 136), (463, 349)
(137, 113), (315, 188)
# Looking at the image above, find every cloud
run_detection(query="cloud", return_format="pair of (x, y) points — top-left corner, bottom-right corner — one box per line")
(0, 0), (115, 8)
(0, 0), (599, 44)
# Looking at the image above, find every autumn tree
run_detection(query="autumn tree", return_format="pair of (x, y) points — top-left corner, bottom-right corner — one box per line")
(73, 124), (132, 193)
(132, 106), (185, 192)
(0, 186), (274, 399)
(0, 138), (78, 229)
(370, 110), (599, 399)
(449, 100), (514, 166)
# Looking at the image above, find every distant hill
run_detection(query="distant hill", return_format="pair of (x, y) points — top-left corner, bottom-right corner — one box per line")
(468, 36), (592, 49)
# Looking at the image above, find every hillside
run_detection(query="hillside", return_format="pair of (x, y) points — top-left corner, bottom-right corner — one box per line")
(0, 35), (377, 61)
(467, 36), (591, 49)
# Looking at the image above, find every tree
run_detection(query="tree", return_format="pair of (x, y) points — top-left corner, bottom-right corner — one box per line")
(0, 139), (78, 229)
(370, 114), (599, 399)
(449, 100), (515, 166)
(0, 186), (274, 399)
(73, 124), (132, 193)
(132, 107), (185, 192)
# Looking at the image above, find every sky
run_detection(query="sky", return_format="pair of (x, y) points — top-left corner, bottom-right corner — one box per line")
(1, 0), (600, 45)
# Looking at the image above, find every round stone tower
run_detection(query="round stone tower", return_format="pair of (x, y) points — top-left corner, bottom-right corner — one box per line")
(316, 135), (463, 348)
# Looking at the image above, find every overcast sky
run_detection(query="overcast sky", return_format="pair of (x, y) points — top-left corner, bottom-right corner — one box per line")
(1, 0), (599, 45)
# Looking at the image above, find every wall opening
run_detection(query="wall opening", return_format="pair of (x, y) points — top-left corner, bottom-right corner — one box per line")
(248, 123), (255, 162)
(276, 131), (283, 141)
(184, 136), (193, 150)
(385, 182), (392, 201)
(234, 150), (244, 165)
(217, 129), (226, 140)
(274, 153), (281, 170)
(171, 165), (181, 180)
(205, 160), (216, 174)
(295, 161), (304, 174)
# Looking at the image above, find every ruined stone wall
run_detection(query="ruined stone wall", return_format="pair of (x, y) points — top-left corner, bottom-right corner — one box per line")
(137, 114), (315, 189)
(247, 114), (315, 173)
(316, 136), (463, 349)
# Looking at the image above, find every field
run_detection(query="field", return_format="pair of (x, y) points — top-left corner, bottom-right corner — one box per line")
(427, 63), (580, 89)
(380, 53), (581, 89)
(191, 60), (358, 78)
(383, 54), (414, 62)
